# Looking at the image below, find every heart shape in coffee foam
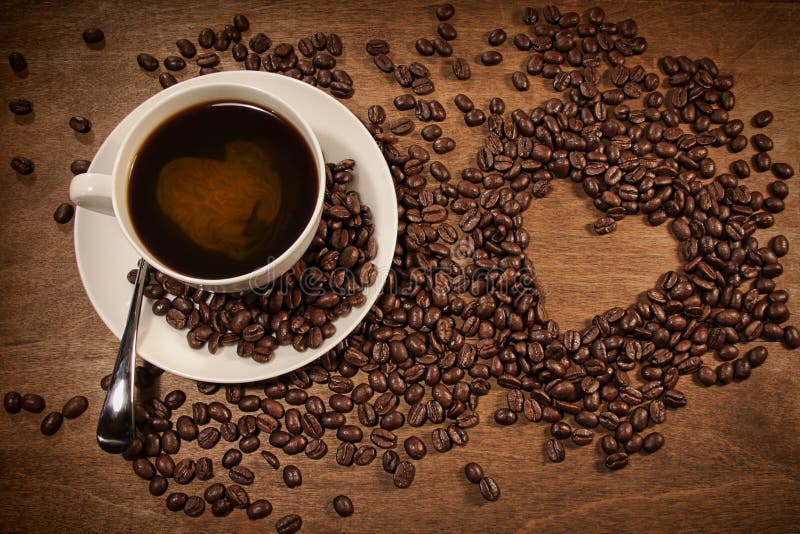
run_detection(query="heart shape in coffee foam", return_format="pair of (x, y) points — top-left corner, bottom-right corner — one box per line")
(156, 138), (281, 263)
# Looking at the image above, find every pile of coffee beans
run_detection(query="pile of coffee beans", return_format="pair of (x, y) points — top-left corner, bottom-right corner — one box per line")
(5, 3), (798, 530)
(136, 14), (354, 99)
(136, 158), (378, 364)
(111, 3), (799, 523)
(4, 392), (88, 435)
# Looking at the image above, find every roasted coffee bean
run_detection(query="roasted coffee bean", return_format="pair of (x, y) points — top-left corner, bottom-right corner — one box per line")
(753, 152), (771, 172)
(213, 30), (230, 51)
(204, 483), (225, 503)
(480, 51), (503, 66)
(283, 465), (302, 488)
(605, 452), (629, 470)
(436, 3), (455, 20)
(247, 499), (273, 520)
(751, 133), (774, 152)
(175, 39), (196, 58)
(149, 476), (168, 496)
(464, 462), (484, 483)
(166, 492), (188, 512)
(70, 159), (91, 175)
(164, 55), (186, 71)
(226, 484), (249, 509)
(416, 38), (435, 56)
(772, 162), (794, 180)
(11, 156), (34, 175)
(173, 459), (196, 484)
(464, 109), (486, 127)
(365, 39), (389, 56)
(494, 408), (517, 426)
(21, 393), (45, 413)
(479, 477), (500, 502)
(393, 461), (415, 489)
(390, 117), (415, 135)
(752, 110), (773, 128)
(9, 51), (27, 72)
(61, 395), (88, 418)
(184, 496), (205, 517)
(454, 93), (473, 112)
(643, 432), (665, 453)
(336, 441), (356, 466)
(40, 412), (63, 436)
(159, 73), (178, 89)
(507, 70), (530, 92)
(4, 392), (21, 414)
(433, 137), (455, 154)
(136, 53), (159, 71)
(545, 438), (565, 462)
(194, 457), (212, 480)
(488, 28), (507, 46)
(133, 458), (156, 480)
(197, 427), (221, 449)
(229, 465), (255, 485)
(404, 436), (427, 460)
(9, 99), (32, 115)
(208, 401), (231, 423)
(367, 104), (386, 124)
(394, 94), (416, 111)
(276, 514), (303, 534)
(222, 448), (243, 469)
(412, 77), (435, 95)
(333, 495), (354, 517)
(69, 116), (92, 133)
(452, 58), (471, 80)
(261, 450), (281, 470)
(337, 424), (363, 443)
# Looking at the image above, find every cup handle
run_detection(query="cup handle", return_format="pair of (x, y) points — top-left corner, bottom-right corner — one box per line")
(70, 173), (115, 216)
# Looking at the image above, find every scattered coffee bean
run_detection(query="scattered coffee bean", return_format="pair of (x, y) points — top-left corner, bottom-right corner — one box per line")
(54, 202), (75, 224)
(164, 55), (186, 71)
(9, 51), (27, 72)
(11, 156), (34, 175)
(772, 162), (794, 180)
(61, 395), (88, 419)
(40, 412), (63, 435)
(247, 499), (273, 520)
(283, 465), (302, 488)
(393, 461), (415, 488)
(436, 3), (455, 20)
(479, 476), (500, 502)
(480, 51), (503, 66)
(752, 110), (773, 128)
(9, 99), (32, 115)
(184, 496), (205, 517)
(452, 58), (471, 80)
(21, 393), (45, 413)
(136, 53), (159, 71)
(464, 462), (483, 483)
(82, 28), (104, 44)
(69, 116), (92, 133)
(333, 495), (353, 517)
(276, 514), (303, 534)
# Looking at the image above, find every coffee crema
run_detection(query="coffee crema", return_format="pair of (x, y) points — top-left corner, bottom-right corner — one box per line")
(128, 100), (318, 280)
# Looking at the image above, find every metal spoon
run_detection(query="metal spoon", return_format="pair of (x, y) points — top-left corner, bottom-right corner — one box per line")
(96, 258), (148, 454)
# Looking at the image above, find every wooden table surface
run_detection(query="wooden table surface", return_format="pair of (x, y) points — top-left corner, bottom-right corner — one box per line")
(1, 0), (798, 532)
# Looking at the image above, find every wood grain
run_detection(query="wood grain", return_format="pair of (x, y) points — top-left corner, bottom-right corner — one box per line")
(1, 1), (798, 532)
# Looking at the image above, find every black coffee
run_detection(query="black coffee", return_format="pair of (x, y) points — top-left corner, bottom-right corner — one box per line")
(128, 101), (318, 280)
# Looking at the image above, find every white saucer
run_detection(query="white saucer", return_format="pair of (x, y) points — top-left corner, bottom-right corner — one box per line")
(74, 71), (397, 383)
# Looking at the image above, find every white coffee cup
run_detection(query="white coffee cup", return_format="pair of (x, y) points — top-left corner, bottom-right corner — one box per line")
(70, 81), (326, 293)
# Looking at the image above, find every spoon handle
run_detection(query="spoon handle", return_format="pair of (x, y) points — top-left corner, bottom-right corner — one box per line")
(96, 258), (148, 454)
